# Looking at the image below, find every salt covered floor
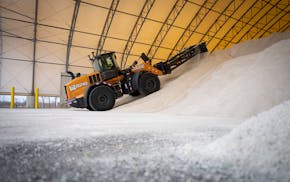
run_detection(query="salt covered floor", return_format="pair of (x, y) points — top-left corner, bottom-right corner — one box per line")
(1, 32), (290, 181)
(0, 102), (289, 181)
(0, 109), (238, 181)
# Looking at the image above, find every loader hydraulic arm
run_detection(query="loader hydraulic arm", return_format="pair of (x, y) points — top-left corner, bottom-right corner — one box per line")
(153, 42), (208, 75)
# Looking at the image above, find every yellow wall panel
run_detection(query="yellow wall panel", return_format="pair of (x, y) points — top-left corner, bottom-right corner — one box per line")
(38, 0), (74, 29)
(130, 43), (151, 56)
(82, 0), (112, 8)
(36, 42), (66, 64)
(38, 26), (68, 44)
(118, 0), (146, 15)
(0, 0), (34, 20)
(147, 0), (176, 22)
(154, 47), (171, 61)
(136, 20), (162, 45)
(69, 47), (92, 67)
(161, 27), (184, 48)
(173, 3), (200, 28)
(103, 37), (127, 53)
(72, 32), (98, 48)
(108, 12), (137, 39)
(76, 4), (108, 35)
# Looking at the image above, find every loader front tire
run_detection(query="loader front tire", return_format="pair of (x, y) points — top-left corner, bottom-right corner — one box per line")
(129, 90), (140, 97)
(88, 85), (116, 111)
(138, 72), (160, 95)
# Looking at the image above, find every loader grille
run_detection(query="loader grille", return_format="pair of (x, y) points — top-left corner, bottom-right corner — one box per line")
(89, 74), (101, 84)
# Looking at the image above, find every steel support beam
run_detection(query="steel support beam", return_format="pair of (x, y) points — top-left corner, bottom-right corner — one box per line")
(280, 21), (289, 32)
(79, 0), (187, 31)
(167, 0), (208, 59)
(65, 0), (81, 72)
(255, 5), (289, 39)
(121, 0), (155, 68)
(0, 17), (2, 56)
(96, 0), (120, 55)
(0, 30), (33, 41)
(235, 0), (283, 45)
(167, 0), (217, 59)
(79, 0), (272, 36)
(0, 16), (2, 88)
(0, 14), (227, 51)
(1, 56), (92, 69)
(147, 0), (187, 61)
(198, 0), (244, 46)
(1, 16), (174, 51)
(260, 0), (289, 14)
(78, 0), (252, 41)
(31, 0), (38, 95)
(187, 0), (273, 36)
(211, 0), (263, 52)
(196, 1), (236, 43)
(0, 5), (33, 20)
(1, 32), (166, 62)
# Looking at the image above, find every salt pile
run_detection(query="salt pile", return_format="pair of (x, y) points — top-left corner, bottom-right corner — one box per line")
(204, 100), (290, 181)
(116, 32), (290, 180)
(164, 38), (290, 118)
(116, 31), (290, 119)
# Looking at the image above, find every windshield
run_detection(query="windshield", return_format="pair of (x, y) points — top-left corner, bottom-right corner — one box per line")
(93, 58), (101, 72)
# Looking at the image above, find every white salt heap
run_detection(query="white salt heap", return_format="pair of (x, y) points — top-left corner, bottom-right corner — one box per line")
(205, 100), (290, 180)
(115, 31), (290, 180)
(164, 38), (290, 118)
(116, 31), (290, 119)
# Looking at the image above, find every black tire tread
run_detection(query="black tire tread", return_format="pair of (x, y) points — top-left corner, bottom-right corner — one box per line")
(138, 72), (160, 95)
(129, 90), (140, 97)
(88, 85), (116, 111)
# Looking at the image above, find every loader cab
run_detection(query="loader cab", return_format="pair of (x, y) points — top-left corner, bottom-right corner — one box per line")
(92, 52), (120, 81)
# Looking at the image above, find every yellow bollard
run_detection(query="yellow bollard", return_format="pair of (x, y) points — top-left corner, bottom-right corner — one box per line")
(10, 86), (15, 109)
(35, 87), (39, 109)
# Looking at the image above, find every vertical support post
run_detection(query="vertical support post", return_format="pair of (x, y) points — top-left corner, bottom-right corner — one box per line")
(35, 87), (39, 108)
(0, 16), (2, 87)
(32, 0), (38, 96)
(66, 0), (81, 73)
(10, 86), (15, 108)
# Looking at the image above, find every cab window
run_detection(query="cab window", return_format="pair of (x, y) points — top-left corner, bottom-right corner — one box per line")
(102, 56), (115, 70)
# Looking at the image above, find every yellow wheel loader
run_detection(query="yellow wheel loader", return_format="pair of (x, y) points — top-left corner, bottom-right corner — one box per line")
(65, 42), (208, 111)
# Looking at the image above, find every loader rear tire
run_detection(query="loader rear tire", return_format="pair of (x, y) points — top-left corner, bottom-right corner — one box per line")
(138, 72), (160, 95)
(88, 85), (116, 111)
